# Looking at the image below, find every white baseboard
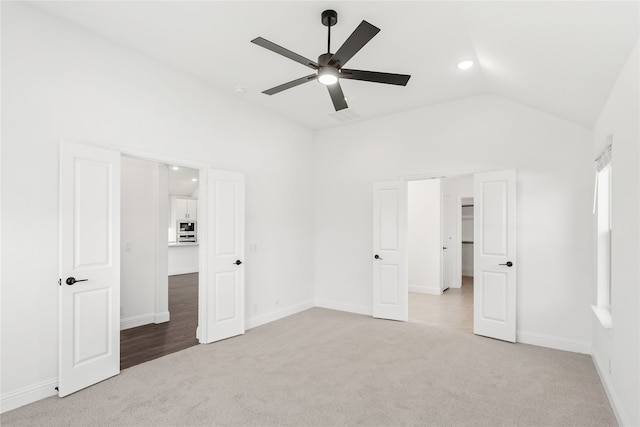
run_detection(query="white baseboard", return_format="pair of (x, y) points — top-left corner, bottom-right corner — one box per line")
(120, 313), (155, 330)
(315, 298), (372, 316)
(0, 378), (58, 414)
(168, 267), (198, 276)
(408, 285), (442, 295)
(246, 300), (314, 330)
(516, 330), (591, 354)
(154, 311), (170, 324)
(591, 351), (629, 427)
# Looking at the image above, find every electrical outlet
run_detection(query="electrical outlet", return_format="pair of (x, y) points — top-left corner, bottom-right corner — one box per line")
(125, 241), (133, 252)
(120, 305), (124, 317)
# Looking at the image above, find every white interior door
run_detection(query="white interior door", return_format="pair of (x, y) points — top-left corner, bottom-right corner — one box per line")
(473, 170), (517, 342)
(372, 180), (408, 321)
(59, 143), (120, 397)
(201, 169), (245, 343)
(441, 193), (454, 291)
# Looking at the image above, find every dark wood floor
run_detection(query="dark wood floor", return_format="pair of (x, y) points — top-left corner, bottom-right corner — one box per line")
(120, 273), (199, 370)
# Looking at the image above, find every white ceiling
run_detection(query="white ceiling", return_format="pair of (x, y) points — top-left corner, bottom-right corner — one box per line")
(168, 165), (199, 197)
(29, 1), (639, 130)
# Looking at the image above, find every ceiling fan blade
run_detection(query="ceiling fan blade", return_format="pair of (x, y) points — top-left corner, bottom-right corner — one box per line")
(251, 37), (319, 70)
(340, 69), (411, 86)
(328, 20), (380, 68)
(327, 82), (348, 111)
(263, 74), (317, 95)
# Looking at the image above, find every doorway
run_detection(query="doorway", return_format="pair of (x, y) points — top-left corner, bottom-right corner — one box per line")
(119, 158), (201, 369)
(58, 142), (247, 396)
(372, 169), (516, 342)
(406, 176), (474, 332)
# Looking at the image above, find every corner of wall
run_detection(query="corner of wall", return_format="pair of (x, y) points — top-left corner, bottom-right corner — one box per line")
(314, 298), (372, 316)
(245, 300), (315, 330)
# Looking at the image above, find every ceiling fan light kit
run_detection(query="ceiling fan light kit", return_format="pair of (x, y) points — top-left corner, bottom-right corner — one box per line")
(251, 9), (411, 111)
(318, 67), (339, 85)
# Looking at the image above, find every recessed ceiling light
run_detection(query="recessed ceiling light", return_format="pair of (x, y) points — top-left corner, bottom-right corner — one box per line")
(192, 178), (197, 182)
(457, 60), (474, 70)
(171, 166), (179, 171)
(234, 85), (247, 94)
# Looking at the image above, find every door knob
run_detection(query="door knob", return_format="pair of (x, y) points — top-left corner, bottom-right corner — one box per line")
(234, 260), (243, 265)
(443, 247), (448, 250)
(374, 254), (383, 260)
(65, 277), (88, 286)
(499, 261), (513, 267)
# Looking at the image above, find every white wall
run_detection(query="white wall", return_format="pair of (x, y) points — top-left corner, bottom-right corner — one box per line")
(315, 94), (594, 353)
(0, 2), (315, 411)
(590, 42), (639, 427)
(407, 179), (441, 295)
(120, 157), (169, 330)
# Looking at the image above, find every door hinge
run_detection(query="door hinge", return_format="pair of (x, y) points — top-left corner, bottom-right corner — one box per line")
(58, 278), (61, 286)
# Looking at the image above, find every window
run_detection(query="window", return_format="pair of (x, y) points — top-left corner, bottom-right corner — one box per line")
(592, 142), (612, 328)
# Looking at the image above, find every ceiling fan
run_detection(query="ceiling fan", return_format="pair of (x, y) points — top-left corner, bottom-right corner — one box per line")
(251, 10), (411, 111)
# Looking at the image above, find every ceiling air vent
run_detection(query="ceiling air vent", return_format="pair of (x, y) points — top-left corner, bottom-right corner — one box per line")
(328, 108), (362, 122)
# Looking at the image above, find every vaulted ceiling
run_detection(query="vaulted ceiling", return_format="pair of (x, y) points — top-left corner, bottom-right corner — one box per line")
(29, 1), (639, 130)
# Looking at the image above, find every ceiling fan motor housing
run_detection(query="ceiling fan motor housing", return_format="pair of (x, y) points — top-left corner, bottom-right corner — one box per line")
(321, 10), (338, 27)
(318, 52), (334, 67)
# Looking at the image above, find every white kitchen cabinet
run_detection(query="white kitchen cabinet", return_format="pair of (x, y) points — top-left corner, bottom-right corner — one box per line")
(173, 197), (197, 220)
(168, 243), (199, 275)
(169, 197), (198, 243)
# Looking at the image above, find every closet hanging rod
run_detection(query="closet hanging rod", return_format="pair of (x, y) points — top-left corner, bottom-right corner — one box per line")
(462, 204), (474, 207)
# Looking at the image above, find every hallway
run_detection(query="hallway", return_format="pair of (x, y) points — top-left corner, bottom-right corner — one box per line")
(408, 276), (473, 332)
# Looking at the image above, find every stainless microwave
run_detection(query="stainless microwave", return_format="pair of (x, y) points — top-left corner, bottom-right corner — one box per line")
(177, 221), (197, 243)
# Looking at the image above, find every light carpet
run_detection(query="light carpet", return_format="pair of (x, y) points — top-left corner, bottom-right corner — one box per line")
(1, 308), (616, 426)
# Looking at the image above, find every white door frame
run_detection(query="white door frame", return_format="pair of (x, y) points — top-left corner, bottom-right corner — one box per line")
(112, 146), (214, 343)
